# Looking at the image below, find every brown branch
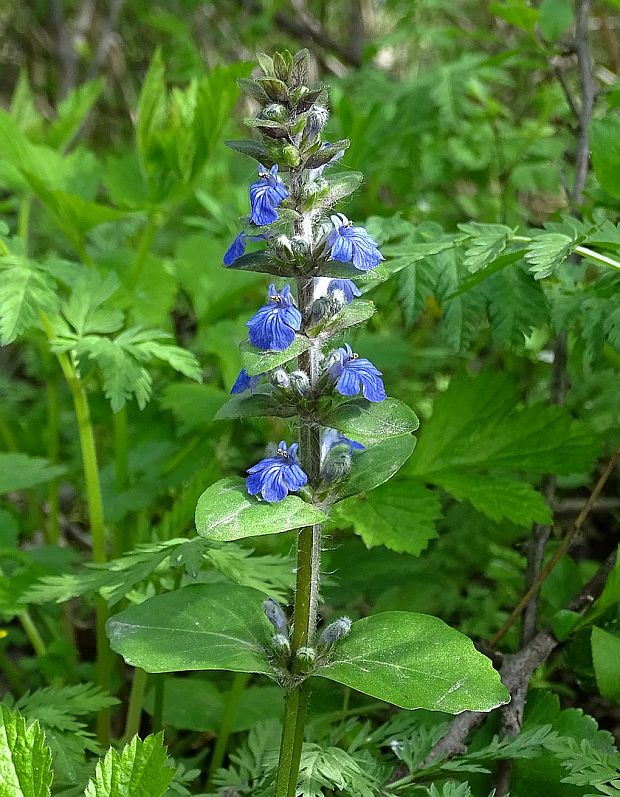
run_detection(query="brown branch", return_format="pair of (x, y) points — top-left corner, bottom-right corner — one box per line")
(85, 0), (126, 81)
(50, 0), (77, 99)
(570, 0), (597, 209)
(416, 549), (617, 769)
(489, 443), (620, 649)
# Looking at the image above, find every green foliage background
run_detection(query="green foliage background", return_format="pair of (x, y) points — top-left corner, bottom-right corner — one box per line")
(0, 1), (619, 795)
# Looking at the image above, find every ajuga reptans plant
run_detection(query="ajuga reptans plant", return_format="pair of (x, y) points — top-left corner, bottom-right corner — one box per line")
(107, 49), (510, 796)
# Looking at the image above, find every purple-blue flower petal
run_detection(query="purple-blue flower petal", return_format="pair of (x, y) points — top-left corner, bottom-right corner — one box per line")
(230, 368), (261, 394)
(245, 441), (308, 503)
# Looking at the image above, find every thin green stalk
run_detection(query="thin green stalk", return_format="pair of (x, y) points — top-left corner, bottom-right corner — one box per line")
(129, 215), (159, 286)
(206, 673), (250, 789)
(113, 406), (129, 491)
(18, 198), (31, 255)
(0, 646), (23, 692)
(18, 611), (47, 657)
(152, 675), (165, 732)
(574, 244), (620, 272)
(124, 667), (148, 742)
(40, 316), (113, 744)
(0, 416), (17, 451)
(46, 379), (61, 544)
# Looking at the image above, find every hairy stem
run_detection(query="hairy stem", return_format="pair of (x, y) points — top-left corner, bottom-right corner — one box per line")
(275, 236), (323, 795)
(46, 379), (61, 545)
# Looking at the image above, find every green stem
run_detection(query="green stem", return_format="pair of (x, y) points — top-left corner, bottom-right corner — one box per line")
(573, 244), (620, 272)
(46, 380), (61, 545)
(18, 198), (31, 255)
(152, 675), (165, 733)
(0, 416), (17, 451)
(275, 273), (323, 797)
(129, 215), (159, 286)
(124, 668), (148, 742)
(112, 405), (129, 557)
(19, 611), (47, 657)
(0, 646), (23, 692)
(206, 673), (250, 789)
(42, 327), (112, 745)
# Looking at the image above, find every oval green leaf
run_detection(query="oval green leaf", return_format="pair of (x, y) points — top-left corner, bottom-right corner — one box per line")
(106, 583), (274, 675)
(325, 398), (419, 447)
(315, 611), (509, 712)
(334, 434), (416, 500)
(195, 476), (327, 541)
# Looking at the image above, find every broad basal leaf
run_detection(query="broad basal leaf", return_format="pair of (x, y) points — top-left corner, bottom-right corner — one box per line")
(315, 611), (509, 712)
(106, 583), (273, 675)
(84, 734), (174, 797)
(195, 476), (326, 541)
(0, 707), (53, 797)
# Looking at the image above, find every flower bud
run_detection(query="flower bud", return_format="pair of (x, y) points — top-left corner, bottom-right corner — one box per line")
(320, 446), (353, 484)
(272, 234), (293, 260)
(295, 646), (316, 671)
(263, 597), (289, 635)
(290, 237), (310, 257)
(304, 105), (329, 144)
(318, 616), (352, 648)
(270, 368), (291, 389)
(262, 103), (289, 123)
(288, 370), (310, 395)
(271, 633), (291, 664)
(309, 293), (344, 326)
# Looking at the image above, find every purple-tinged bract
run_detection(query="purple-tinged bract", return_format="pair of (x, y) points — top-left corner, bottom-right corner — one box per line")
(249, 164), (289, 226)
(327, 343), (386, 402)
(246, 441), (308, 503)
(246, 284), (302, 351)
(326, 213), (384, 271)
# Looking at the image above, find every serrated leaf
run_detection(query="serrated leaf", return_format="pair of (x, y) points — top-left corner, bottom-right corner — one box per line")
(324, 398), (419, 447)
(591, 627), (620, 703)
(434, 472), (552, 526)
(315, 612), (509, 712)
(0, 256), (57, 344)
(106, 583), (274, 675)
(241, 336), (311, 376)
(333, 478), (441, 555)
(195, 476), (326, 541)
(47, 79), (104, 150)
(525, 233), (574, 279)
(0, 706), (53, 797)
(0, 454), (65, 494)
(84, 733), (174, 797)
(590, 117), (620, 199)
(136, 49), (167, 173)
(458, 222), (512, 273)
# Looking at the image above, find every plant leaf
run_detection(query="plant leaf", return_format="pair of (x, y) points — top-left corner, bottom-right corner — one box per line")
(106, 583), (274, 675)
(0, 706), (53, 797)
(84, 733), (174, 797)
(324, 398), (419, 447)
(315, 611), (509, 712)
(0, 453), (65, 494)
(195, 476), (326, 541)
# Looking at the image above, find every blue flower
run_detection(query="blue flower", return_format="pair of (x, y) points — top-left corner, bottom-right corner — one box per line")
(249, 164), (289, 226)
(246, 441), (308, 503)
(326, 213), (384, 271)
(327, 279), (361, 304)
(230, 368), (262, 394)
(320, 428), (364, 463)
(223, 231), (265, 266)
(246, 284), (302, 351)
(327, 343), (386, 402)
